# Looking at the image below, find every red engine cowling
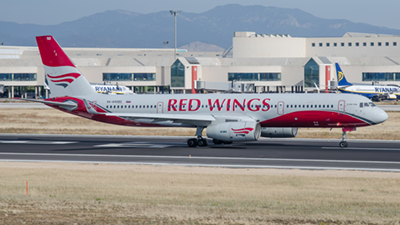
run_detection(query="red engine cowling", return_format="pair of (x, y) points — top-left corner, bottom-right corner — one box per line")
(206, 121), (261, 142)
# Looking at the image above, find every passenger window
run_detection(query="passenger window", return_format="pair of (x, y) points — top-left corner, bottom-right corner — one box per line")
(360, 103), (363, 108)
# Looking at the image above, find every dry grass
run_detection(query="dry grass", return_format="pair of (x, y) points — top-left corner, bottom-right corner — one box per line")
(0, 108), (399, 139)
(1, 162), (400, 224)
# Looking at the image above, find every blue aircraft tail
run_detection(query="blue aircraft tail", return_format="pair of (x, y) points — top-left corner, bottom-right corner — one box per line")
(335, 63), (352, 86)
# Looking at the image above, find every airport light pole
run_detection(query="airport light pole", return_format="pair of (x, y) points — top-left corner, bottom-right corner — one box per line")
(169, 10), (181, 60)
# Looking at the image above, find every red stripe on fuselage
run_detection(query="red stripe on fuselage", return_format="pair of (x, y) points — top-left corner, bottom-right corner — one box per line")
(260, 110), (370, 128)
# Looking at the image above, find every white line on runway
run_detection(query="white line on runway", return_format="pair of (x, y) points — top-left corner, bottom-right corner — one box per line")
(94, 143), (172, 148)
(0, 140), (77, 144)
(0, 152), (400, 164)
(322, 147), (400, 151)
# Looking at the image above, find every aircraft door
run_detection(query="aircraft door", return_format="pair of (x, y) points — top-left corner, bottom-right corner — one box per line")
(157, 102), (164, 114)
(338, 100), (345, 112)
(277, 101), (285, 115)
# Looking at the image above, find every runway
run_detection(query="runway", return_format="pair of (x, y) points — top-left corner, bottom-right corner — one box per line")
(1, 134), (400, 171)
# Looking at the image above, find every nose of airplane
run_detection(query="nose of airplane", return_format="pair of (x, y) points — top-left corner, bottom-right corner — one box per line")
(375, 107), (388, 124)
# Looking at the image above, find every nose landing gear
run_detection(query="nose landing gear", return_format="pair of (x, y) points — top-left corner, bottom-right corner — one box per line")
(339, 127), (355, 148)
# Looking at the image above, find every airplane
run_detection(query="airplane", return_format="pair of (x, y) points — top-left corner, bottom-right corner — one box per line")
(29, 35), (388, 148)
(46, 81), (133, 95)
(335, 63), (400, 101)
(91, 83), (134, 95)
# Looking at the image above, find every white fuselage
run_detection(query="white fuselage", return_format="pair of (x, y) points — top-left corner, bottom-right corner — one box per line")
(78, 92), (387, 128)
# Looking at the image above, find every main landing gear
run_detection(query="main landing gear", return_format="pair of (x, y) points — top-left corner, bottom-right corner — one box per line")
(187, 127), (208, 147)
(339, 127), (355, 148)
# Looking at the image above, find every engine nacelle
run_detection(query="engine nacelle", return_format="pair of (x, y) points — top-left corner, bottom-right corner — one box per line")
(206, 121), (261, 142)
(260, 127), (298, 138)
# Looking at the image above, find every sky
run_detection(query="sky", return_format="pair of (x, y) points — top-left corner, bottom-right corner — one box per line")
(1, 0), (400, 29)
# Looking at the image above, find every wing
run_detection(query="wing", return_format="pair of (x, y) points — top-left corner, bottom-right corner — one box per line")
(105, 112), (216, 126)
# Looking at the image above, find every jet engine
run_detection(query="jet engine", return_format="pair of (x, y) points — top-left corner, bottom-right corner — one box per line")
(260, 127), (298, 138)
(206, 121), (261, 142)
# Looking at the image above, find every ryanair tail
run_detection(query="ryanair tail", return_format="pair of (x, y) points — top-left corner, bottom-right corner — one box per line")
(36, 36), (96, 97)
(335, 63), (352, 86)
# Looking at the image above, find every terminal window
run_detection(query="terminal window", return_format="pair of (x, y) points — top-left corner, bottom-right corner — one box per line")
(333, 43), (337, 47)
(386, 42), (389, 46)
(348, 43), (352, 47)
(394, 42), (397, 46)
(312, 43), (315, 47)
(363, 42), (367, 46)
(0, 73), (37, 81)
(228, 73), (281, 82)
(355, 42), (359, 46)
(362, 72), (400, 81)
(371, 42), (374, 46)
(134, 73), (156, 81)
(319, 43), (323, 47)
(378, 42), (382, 46)
(103, 73), (133, 81)
(326, 43), (330, 47)
(171, 59), (185, 87)
(341, 43), (345, 47)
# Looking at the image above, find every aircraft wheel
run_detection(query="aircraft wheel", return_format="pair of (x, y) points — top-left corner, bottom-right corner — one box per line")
(187, 138), (198, 147)
(223, 141), (233, 145)
(213, 139), (223, 145)
(198, 138), (208, 147)
(339, 141), (348, 148)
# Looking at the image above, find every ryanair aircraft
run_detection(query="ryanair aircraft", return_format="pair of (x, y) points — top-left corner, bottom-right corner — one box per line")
(336, 63), (400, 101)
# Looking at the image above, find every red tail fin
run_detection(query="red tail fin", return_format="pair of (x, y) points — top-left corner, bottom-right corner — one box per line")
(35, 36), (75, 67)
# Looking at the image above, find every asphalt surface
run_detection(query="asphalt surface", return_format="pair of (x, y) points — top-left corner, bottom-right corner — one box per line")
(1, 134), (400, 171)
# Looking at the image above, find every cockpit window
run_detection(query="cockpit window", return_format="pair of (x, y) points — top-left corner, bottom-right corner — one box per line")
(369, 102), (376, 107)
(364, 102), (369, 107)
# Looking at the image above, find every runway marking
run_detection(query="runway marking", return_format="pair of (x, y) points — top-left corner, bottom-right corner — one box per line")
(1, 152), (400, 165)
(322, 147), (400, 151)
(94, 142), (176, 148)
(0, 140), (76, 145)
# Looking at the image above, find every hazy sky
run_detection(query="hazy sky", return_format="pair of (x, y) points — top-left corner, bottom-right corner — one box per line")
(1, 0), (399, 29)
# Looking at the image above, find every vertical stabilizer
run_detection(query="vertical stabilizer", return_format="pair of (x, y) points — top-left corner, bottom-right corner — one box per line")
(36, 36), (96, 97)
(335, 63), (352, 86)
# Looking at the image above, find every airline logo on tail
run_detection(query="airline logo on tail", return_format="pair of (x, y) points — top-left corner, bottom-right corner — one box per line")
(36, 35), (97, 97)
(338, 71), (344, 82)
(47, 71), (81, 88)
(335, 63), (352, 86)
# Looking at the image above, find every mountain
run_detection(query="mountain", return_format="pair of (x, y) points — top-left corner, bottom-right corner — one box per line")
(1, 4), (400, 50)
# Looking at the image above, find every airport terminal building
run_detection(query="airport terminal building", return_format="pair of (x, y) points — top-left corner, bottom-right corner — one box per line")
(1, 31), (400, 98)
